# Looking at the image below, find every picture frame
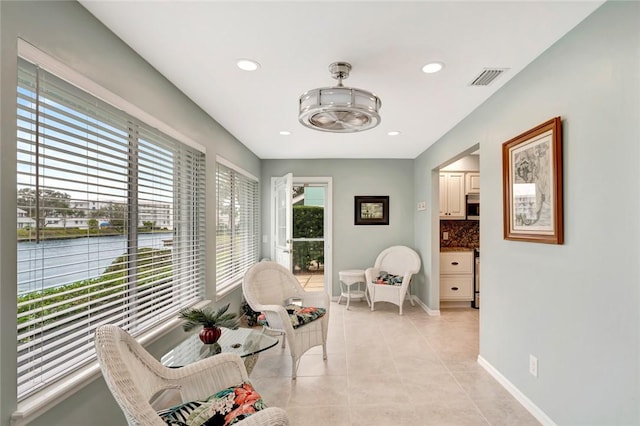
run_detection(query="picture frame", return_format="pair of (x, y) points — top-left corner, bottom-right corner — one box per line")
(502, 117), (563, 244)
(354, 196), (389, 225)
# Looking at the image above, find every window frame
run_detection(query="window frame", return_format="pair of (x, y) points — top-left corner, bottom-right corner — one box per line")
(14, 41), (207, 416)
(215, 156), (260, 297)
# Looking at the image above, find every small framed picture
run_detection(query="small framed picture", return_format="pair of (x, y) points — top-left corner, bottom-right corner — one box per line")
(502, 117), (563, 244)
(354, 196), (389, 225)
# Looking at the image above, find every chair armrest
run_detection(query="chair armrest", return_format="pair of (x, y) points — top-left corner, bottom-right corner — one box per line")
(257, 304), (295, 336)
(400, 271), (415, 289)
(159, 354), (290, 425)
(238, 406), (290, 426)
(300, 290), (330, 309)
(164, 353), (249, 402)
(365, 267), (380, 284)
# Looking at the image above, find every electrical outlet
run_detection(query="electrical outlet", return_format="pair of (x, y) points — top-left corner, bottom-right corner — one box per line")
(443, 232), (449, 240)
(529, 355), (538, 377)
(417, 201), (426, 211)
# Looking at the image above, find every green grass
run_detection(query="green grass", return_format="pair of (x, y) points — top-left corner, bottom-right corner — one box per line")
(17, 247), (172, 332)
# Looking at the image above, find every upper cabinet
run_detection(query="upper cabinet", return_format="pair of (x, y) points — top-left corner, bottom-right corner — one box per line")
(465, 172), (480, 194)
(439, 172), (465, 219)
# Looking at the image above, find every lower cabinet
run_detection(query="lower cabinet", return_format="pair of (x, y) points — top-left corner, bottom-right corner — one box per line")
(440, 251), (474, 301)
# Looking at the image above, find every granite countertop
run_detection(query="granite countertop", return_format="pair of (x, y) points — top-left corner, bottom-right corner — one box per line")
(440, 247), (475, 252)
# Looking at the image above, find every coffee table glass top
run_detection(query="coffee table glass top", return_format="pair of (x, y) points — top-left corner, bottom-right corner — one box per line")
(161, 327), (278, 367)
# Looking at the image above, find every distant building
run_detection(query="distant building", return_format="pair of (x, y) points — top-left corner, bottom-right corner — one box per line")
(16, 208), (35, 229)
(71, 200), (173, 229)
(292, 187), (325, 207)
(138, 202), (172, 229)
(17, 201), (173, 230)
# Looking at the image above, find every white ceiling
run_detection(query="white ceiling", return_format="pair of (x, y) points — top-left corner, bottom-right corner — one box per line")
(79, 1), (603, 159)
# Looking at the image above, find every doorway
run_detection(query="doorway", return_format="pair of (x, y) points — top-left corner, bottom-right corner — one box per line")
(291, 183), (325, 291)
(271, 175), (333, 295)
(436, 147), (480, 309)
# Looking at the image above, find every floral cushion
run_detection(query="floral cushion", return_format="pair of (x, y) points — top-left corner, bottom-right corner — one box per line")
(257, 305), (326, 329)
(157, 382), (266, 426)
(374, 272), (403, 286)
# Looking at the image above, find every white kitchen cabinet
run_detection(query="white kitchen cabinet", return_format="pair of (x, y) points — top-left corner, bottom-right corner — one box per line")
(465, 172), (480, 194)
(440, 251), (474, 301)
(439, 172), (465, 219)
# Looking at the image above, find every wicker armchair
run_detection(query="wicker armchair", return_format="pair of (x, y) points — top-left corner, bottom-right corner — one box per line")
(94, 324), (290, 426)
(365, 245), (421, 315)
(242, 261), (329, 379)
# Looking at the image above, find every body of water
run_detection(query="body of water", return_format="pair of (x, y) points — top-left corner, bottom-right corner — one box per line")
(18, 232), (173, 295)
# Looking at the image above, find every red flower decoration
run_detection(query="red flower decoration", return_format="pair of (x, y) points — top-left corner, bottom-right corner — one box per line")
(224, 383), (261, 424)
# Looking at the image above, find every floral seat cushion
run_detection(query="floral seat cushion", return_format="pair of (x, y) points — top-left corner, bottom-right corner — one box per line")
(157, 382), (265, 426)
(373, 272), (403, 286)
(257, 305), (326, 329)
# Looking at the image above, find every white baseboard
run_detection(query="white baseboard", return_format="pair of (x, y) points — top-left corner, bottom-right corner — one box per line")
(440, 300), (473, 308)
(412, 296), (440, 316)
(477, 355), (556, 426)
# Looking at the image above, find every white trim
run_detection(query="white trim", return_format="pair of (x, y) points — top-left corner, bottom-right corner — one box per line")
(440, 301), (473, 309)
(412, 295), (441, 316)
(17, 38), (206, 154)
(216, 155), (259, 182)
(477, 355), (557, 426)
(270, 176), (278, 264)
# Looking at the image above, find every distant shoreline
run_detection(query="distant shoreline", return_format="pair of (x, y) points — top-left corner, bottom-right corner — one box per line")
(17, 229), (171, 243)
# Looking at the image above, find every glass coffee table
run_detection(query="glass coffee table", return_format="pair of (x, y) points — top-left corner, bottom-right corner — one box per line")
(161, 327), (279, 374)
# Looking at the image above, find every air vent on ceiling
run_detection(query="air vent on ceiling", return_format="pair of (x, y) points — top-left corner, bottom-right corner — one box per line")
(469, 68), (508, 86)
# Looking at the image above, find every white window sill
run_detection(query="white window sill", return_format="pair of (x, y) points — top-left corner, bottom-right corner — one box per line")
(11, 300), (211, 426)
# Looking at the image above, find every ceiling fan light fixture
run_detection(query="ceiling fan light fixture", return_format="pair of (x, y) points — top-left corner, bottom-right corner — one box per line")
(299, 62), (381, 133)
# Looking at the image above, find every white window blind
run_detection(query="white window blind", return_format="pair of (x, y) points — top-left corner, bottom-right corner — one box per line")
(16, 58), (206, 399)
(215, 162), (259, 292)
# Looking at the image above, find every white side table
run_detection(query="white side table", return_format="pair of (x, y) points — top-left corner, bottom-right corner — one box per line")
(338, 269), (370, 310)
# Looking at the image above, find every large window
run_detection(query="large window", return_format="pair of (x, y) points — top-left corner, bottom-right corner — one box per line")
(16, 58), (206, 399)
(215, 160), (259, 293)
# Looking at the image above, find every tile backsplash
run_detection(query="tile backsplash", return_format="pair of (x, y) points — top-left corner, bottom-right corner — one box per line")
(440, 220), (479, 249)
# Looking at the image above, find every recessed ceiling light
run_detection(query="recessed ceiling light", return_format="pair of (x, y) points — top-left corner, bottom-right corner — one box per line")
(279, 131), (291, 136)
(236, 59), (260, 71)
(387, 131), (401, 136)
(422, 62), (444, 74)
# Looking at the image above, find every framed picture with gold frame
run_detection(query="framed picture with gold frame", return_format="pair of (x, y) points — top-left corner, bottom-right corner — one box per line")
(502, 117), (563, 244)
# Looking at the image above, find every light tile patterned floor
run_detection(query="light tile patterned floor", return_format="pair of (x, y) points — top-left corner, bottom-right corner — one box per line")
(250, 301), (540, 426)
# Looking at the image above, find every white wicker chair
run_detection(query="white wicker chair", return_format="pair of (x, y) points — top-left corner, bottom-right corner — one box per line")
(94, 324), (290, 426)
(365, 246), (422, 315)
(242, 261), (329, 379)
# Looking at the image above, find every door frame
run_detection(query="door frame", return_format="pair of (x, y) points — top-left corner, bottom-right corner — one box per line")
(271, 173), (293, 270)
(292, 176), (333, 297)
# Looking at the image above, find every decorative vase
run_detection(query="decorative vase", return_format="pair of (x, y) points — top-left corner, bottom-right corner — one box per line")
(199, 326), (222, 344)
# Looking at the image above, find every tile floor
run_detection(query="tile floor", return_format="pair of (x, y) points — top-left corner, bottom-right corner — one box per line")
(294, 272), (325, 291)
(250, 300), (540, 426)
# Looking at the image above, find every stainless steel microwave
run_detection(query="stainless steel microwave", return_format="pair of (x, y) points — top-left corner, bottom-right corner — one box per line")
(466, 194), (479, 220)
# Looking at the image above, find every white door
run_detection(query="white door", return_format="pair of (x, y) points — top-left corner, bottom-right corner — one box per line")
(272, 173), (293, 270)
